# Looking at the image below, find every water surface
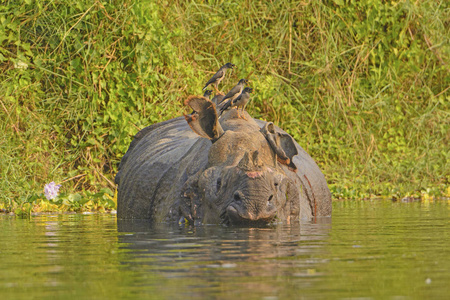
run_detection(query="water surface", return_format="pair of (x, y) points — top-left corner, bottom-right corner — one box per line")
(0, 200), (448, 299)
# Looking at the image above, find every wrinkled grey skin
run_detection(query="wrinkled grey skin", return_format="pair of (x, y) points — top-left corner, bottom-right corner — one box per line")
(115, 98), (331, 225)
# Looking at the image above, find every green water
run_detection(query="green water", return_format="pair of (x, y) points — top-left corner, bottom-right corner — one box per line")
(0, 200), (449, 299)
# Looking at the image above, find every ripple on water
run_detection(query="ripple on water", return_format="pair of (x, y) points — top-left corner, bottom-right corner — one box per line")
(0, 200), (449, 299)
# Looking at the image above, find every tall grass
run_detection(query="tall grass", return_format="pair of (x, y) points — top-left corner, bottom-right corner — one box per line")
(0, 0), (448, 211)
(166, 0), (449, 197)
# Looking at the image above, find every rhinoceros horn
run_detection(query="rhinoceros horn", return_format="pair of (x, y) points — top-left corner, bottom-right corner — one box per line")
(260, 122), (298, 172)
(237, 150), (264, 172)
(184, 96), (224, 141)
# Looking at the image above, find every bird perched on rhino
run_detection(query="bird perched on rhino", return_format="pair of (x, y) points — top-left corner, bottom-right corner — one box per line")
(203, 89), (213, 100)
(218, 78), (248, 108)
(202, 63), (235, 95)
(219, 87), (253, 120)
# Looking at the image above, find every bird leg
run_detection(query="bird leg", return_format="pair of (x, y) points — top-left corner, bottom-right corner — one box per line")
(236, 108), (246, 120)
(236, 108), (241, 119)
(241, 108), (248, 120)
(213, 85), (224, 95)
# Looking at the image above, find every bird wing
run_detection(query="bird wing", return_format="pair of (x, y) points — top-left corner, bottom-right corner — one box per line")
(219, 85), (241, 103)
(203, 69), (224, 90)
(219, 99), (233, 116)
(232, 93), (242, 106)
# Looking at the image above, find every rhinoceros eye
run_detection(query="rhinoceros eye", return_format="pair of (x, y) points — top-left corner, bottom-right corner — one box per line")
(274, 182), (280, 191)
(216, 178), (222, 191)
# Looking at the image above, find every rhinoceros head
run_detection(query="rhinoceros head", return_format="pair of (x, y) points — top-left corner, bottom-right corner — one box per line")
(185, 96), (300, 225)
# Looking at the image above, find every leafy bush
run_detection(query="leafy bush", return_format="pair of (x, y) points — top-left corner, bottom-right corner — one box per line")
(0, 0), (448, 210)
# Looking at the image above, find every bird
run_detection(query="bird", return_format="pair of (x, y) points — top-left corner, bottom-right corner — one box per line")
(202, 63), (235, 95)
(233, 87), (253, 120)
(218, 78), (248, 107)
(219, 87), (253, 120)
(203, 89), (213, 100)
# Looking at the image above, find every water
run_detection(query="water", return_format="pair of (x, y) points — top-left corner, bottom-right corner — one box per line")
(0, 200), (448, 299)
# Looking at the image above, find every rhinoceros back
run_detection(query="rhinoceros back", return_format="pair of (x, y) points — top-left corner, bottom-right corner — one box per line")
(116, 116), (332, 221)
(115, 117), (210, 220)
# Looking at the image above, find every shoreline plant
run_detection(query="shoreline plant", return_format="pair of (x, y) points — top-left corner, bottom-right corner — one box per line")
(1, 0), (448, 213)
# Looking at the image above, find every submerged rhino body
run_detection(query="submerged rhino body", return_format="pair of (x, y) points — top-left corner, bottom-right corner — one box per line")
(115, 96), (331, 225)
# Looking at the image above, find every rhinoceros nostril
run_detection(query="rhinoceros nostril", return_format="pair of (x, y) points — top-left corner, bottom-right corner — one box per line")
(216, 178), (222, 191)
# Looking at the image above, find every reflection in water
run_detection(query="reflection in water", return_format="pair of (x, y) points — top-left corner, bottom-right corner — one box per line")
(116, 218), (332, 298)
(1, 200), (449, 299)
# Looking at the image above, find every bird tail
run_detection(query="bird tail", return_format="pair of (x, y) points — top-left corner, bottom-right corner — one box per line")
(218, 106), (226, 118)
(217, 96), (226, 104)
(218, 101), (228, 116)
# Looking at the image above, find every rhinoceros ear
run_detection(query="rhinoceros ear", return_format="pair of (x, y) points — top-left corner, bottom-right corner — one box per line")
(184, 96), (224, 141)
(260, 122), (298, 172)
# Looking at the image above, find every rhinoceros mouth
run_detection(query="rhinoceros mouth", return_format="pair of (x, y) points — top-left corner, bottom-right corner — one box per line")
(224, 203), (277, 226)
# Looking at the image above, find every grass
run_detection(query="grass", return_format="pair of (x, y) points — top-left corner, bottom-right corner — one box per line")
(0, 0), (449, 213)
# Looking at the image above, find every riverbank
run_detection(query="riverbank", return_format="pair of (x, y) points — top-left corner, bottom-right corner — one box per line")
(1, 1), (448, 211)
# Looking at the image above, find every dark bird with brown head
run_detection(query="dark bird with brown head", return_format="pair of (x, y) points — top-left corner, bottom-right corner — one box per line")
(220, 87), (253, 120)
(202, 63), (235, 95)
(203, 89), (213, 100)
(217, 78), (248, 109)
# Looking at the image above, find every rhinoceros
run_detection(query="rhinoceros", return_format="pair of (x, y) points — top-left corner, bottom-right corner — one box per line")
(115, 95), (331, 225)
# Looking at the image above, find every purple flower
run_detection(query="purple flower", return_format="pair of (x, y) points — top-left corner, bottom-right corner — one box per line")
(44, 182), (62, 200)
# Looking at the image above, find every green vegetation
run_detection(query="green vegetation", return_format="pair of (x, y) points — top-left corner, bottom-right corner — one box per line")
(1, 0), (449, 213)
